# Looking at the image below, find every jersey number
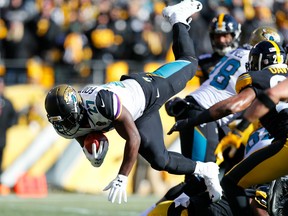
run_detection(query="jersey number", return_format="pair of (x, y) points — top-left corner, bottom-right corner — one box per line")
(86, 100), (98, 115)
(270, 75), (287, 88)
(210, 57), (241, 90)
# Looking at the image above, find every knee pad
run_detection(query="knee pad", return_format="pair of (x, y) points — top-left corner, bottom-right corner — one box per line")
(150, 158), (167, 171)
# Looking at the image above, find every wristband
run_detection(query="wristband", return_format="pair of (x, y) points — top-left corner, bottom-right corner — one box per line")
(236, 118), (251, 132)
(257, 92), (276, 110)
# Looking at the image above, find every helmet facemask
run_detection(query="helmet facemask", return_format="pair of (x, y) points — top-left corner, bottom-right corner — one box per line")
(48, 111), (82, 136)
(210, 32), (237, 55)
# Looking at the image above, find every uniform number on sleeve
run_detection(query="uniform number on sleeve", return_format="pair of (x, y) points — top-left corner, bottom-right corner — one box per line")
(86, 100), (98, 115)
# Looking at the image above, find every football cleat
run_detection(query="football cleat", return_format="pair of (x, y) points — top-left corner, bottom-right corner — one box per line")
(162, 0), (203, 27)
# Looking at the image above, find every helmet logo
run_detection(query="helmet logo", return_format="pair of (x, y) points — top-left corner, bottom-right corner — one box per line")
(261, 29), (280, 43)
(64, 88), (75, 103)
(263, 33), (277, 41)
(64, 88), (78, 113)
(227, 22), (234, 31)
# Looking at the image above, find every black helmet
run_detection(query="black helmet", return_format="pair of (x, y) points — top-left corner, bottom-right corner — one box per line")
(45, 84), (83, 136)
(246, 40), (287, 71)
(209, 13), (241, 55)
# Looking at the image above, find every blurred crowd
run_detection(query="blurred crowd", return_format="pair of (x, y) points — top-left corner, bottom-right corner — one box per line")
(0, 0), (287, 87)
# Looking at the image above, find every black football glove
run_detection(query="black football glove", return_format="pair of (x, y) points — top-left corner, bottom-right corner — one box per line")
(167, 118), (192, 135)
(165, 97), (191, 117)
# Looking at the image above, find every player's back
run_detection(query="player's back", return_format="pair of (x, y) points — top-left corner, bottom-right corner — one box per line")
(191, 46), (250, 110)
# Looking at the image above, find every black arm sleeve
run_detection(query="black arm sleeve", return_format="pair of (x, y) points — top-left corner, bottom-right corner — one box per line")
(96, 89), (117, 120)
(187, 109), (214, 126)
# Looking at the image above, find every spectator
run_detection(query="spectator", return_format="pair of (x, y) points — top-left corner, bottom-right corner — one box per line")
(0, 77), (18, 194)
(240, 2), (276, 45)
(1, 0), (38, 84)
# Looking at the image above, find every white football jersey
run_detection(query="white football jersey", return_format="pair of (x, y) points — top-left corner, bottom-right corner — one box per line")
(244, 127), (272, 158)
(87, 79), (146, 121)
(66, 79), (146, 138)
(190, 46), (250, 126)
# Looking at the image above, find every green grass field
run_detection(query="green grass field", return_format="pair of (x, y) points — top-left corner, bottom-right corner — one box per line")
(0, 193), (159, 216)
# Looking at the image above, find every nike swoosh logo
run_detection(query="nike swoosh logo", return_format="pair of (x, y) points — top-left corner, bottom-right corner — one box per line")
(156, 88), (160, 98)
(100, 98), (105, 107)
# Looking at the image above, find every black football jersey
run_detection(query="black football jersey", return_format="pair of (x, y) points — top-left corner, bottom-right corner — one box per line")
(236, 66), (288, 139)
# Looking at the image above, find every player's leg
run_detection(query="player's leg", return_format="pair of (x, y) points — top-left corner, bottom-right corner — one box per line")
(221, 139), (288, 215)
(148, 0), (202, 98)
(162, 0), (202, 62)
(136, 111), (197, 174)
(137, 111), (222, 202)
(179, 122), (219, 162)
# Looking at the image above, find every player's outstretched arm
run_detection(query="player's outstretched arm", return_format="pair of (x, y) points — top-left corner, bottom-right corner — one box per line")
(168, 88), (256, 134)
(103, 106), (140, 204)
(214, 79), (288, 163)
(113, 106), (141, 176)
(243, 79), (288, 123)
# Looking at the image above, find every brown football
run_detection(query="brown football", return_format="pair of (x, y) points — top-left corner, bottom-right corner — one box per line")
(84, 132), (108, 153)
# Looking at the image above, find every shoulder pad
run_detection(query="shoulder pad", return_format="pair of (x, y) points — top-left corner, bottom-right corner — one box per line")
(235, 73), (252, 94)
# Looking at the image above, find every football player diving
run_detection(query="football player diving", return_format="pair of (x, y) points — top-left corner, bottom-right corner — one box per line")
(44, 0), (223, 205)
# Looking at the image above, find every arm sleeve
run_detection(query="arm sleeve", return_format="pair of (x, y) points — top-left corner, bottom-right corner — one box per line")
(96, 89), (122, 120)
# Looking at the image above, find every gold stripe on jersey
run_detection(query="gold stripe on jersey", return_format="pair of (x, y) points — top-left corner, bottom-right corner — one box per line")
(269, 40), (281, 63)
(235, 73), (252, 94)
(218, 13), (224, 29)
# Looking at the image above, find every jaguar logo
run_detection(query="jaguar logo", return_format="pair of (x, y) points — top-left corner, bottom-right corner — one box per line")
(64, 88), (76, 104)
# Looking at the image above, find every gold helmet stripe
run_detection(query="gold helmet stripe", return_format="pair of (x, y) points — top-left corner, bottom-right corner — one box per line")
(218, 13), (225, 29)
(269, 40), (282, 63)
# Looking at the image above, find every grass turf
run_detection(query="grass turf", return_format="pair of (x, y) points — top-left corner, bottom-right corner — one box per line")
(0, 193), (159, 216)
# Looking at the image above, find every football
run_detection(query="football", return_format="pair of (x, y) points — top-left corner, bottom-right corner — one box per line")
(83, 132), (108, 154)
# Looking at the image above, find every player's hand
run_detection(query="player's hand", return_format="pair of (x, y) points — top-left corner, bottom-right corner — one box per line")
(165, 97), (190, 117)
(167, 119), (190, 135)
(83, 141), (108, 167)
(214, 130), (243, 164)
(103, 174), (128, 204)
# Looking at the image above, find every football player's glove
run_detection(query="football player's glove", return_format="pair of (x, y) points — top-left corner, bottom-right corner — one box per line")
(83, 140), (108, 167)
(214, 129), (243, 165)
(165, 97), (190, 117)
(167, 118), (193, 135)
(103, 174), (128, 204)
